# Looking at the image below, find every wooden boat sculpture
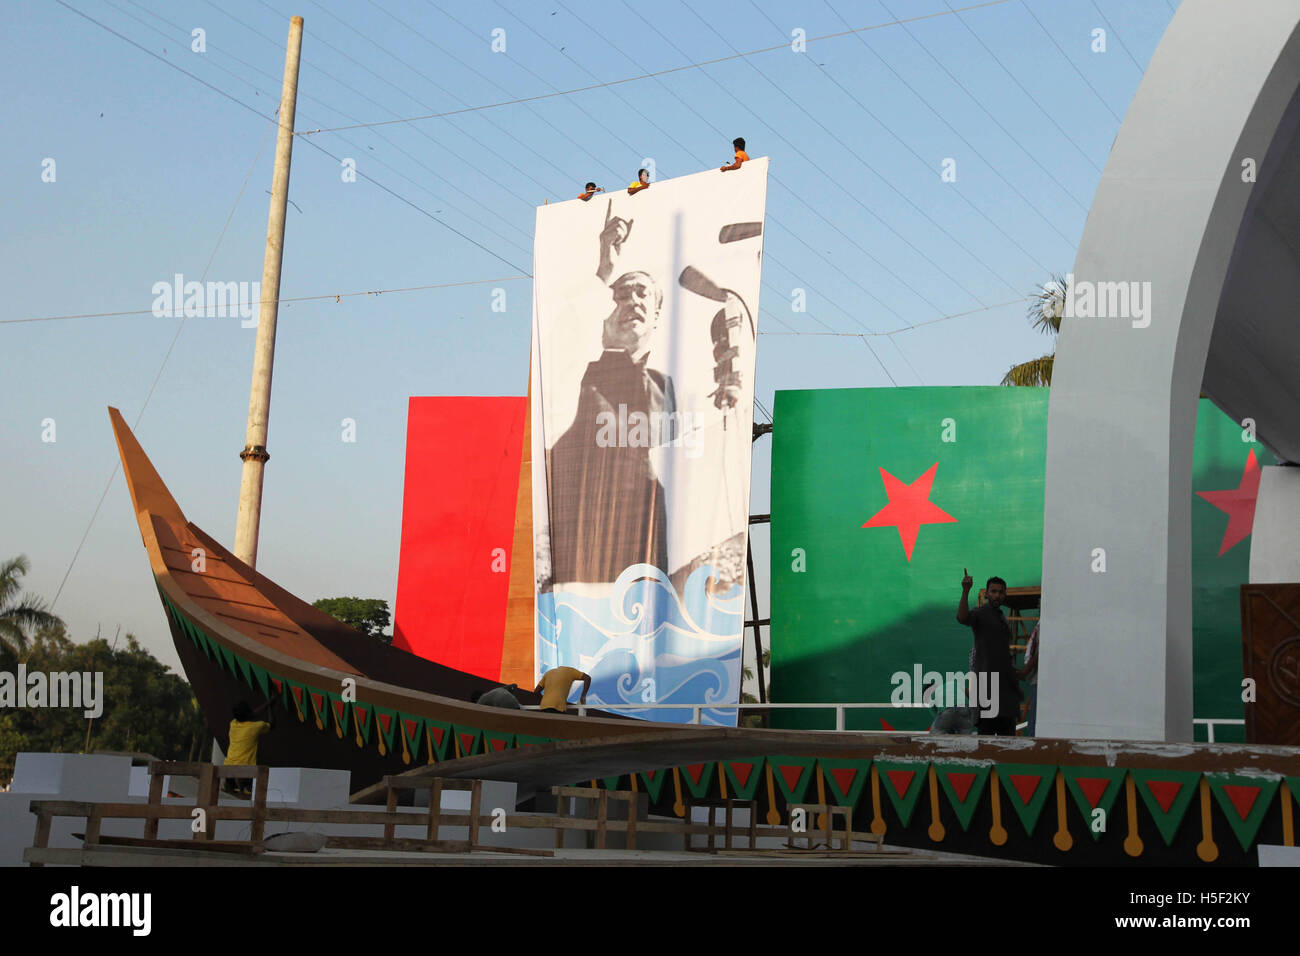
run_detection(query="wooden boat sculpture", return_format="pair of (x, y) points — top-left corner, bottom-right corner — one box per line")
(112, 407), (1300, 864)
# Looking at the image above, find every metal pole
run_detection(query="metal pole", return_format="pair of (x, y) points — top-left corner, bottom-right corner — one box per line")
(234, 15), (304, 568)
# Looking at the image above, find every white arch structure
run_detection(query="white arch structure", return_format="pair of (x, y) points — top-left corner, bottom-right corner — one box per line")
(1040, 0), (1300, 740)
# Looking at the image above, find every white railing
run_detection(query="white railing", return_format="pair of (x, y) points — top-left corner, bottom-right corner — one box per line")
(524, 703), (1249, 738)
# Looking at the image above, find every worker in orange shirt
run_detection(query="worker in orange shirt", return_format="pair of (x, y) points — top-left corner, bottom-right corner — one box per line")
(535, 665), (592, 713)
(628, 168), (651, 195)
(720, 137), (749, 171)
(579, 182), (603, 201)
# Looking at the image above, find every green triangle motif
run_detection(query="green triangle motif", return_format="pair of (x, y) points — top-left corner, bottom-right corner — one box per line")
(245, 661), (271, 698)
(874, 760), (928, 827)
(482, 729), (515, 755)
(601, 774), (623, 791)
(1205, 773), (1282, 853)
(722, 759), (765, 801)
(996, 764), (1057, 837)
(351, 701), (373, 744)
(398, 714), (424, 763)
(305, 687), (330, 730)
(326, 692), (350, 739)
(817, 759), (869, 809)
(283, 679), (306, 721)
(932, 762), (992, 831)
(371, 706), (398, 755)
(515, 733), (552, 750)
(452, 724), (481, 758)
(1060, 766), (1127, 842)
(769, 756), (816, 804)
(679, 762), (715, 800)
(425, 719), (451, 761)
(639, 768), (669, 803)
(1131, 769), (1202, 846)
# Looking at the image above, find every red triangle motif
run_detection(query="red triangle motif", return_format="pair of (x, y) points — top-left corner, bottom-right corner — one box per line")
(830, 767), (857, 794)
(353, 704), (369, 724)
(458, 733), (476, 754)
(885, 769), (916, 797)
(310, 691), (324, 713)
(488, 737), (507, 752)
(1223, 784), (1260, 821)
(1147, 780), (1182, 813)
(779, 765), (804, 792)
(880, 718), (896, 731)
(403, 718), (417, 739)
(333, 700), (347, 720)
(271, 678), (283, 693)
(947, 772), (976, 803)
(429, 725), (445, 746)
(685, 763), (706, 785)
(377, 712), (392, 734)
(645, 770), (659, 781)
(1076, 777), (1109, 809)
(1008, 774), (1041, 806)
(290, 686), (304, 704)
(730, 762), (754, 788)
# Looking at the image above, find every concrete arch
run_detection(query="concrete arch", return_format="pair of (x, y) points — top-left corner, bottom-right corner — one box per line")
(1040, 0), (1300, 740)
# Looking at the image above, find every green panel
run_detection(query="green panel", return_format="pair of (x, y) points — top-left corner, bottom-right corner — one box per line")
(771, 389), (1253, 735)
(452, 725), (481, 758)
(398, 714), (424, 763)
(771, 387), (1048, 730)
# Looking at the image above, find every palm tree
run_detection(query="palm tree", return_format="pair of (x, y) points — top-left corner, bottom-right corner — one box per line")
(0, 556), (64, 662)
(1002, 274), (1066, 386)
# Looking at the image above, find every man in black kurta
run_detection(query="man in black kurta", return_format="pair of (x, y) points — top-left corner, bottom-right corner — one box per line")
(547, 270), (676, 584)
(956, 571), (1023, 735)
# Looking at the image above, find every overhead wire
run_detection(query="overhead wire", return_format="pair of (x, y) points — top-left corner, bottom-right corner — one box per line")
(1018, 0), (1124, 123)
(121, 0), (535, 256)
(929, 0), (1103, 172)
(673, 0), (1031, 297)
(293, 0), (1019, 135)
(809, 0), (1084, 244)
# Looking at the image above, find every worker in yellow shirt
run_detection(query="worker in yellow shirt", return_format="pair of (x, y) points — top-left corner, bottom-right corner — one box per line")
(627, 168), (651, 195)
(720, 137), (749, 171)
(224, 699), (273, 798)
(535, 666), (592, 713)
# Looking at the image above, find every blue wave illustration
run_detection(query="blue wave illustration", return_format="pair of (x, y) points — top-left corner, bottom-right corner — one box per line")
(537, 564), (744, 725)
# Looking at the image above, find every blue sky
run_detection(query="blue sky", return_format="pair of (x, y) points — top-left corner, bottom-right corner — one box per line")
(2, 0), (1177, 673)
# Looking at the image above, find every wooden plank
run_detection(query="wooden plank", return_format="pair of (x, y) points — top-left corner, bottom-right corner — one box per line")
(30, 810), (52, 869)
(144, 770), (164, 840)
(250, 766), (270, 843)
(384, 784), (398, 842)
(94, 834), (263, 855)
(84, 807), (103, 846)
(468, 780), (482, 847)
(427, 779), (442, 842)
(323, 836), (472, 853)
(596, 790), (608, 850)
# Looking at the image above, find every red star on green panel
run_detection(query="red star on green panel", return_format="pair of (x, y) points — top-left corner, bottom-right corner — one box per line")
(862, 462), (957, 561)
(1196, 449), (1261, 555)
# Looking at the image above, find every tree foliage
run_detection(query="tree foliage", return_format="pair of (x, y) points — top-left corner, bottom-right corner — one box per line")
(1002, 275), (1065, 387)
(312, 597), (392, 644)
(0, 555), (64, 664)
(0, 625), (208, 784)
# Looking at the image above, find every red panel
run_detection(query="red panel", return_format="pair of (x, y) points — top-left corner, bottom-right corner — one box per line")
(394, 397), (526, 680)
